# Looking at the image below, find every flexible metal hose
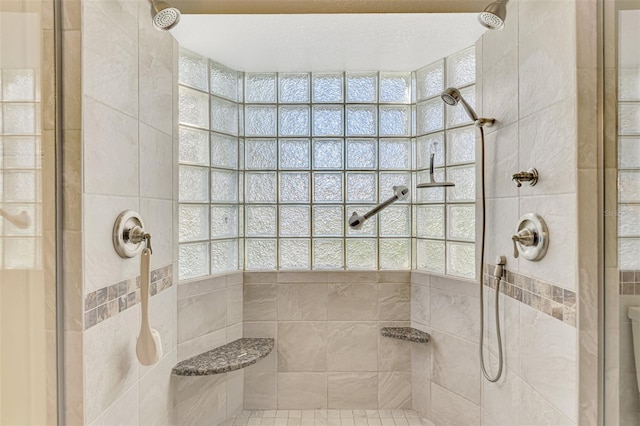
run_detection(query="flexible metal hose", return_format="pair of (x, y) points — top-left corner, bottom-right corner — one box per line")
(478, 126), (504, 383)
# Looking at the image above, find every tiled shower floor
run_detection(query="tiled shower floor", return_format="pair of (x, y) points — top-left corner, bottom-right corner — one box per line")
(224, 410), (434, 426)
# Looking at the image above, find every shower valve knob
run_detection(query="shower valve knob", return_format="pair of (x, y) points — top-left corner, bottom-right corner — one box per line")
(511, 229), (535, 258)
(511, 213), (549, 261)
(512, 168), (538, 187)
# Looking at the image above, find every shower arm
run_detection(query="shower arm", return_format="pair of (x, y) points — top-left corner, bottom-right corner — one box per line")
(348, 186), (409, 229)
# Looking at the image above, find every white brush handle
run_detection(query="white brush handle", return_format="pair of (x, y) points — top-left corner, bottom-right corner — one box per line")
(136, 247), (162, 366)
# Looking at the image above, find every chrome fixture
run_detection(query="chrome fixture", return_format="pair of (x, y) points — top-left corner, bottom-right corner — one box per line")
(113, 210), (153, 258)
(512, 168), (539, 187)
(348, 186), (409, 230)
(511, 213), (549, 261)
(441, 87), (495, 128)
(417, 153), (455, 188)
(149, 0), (181, 30)
(0, 208), (30, 229)
(479, 0), (509, 30)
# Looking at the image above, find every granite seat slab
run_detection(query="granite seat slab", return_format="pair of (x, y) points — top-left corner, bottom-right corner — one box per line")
(172, 337), (275, 376)
(380, 327), (430, 343)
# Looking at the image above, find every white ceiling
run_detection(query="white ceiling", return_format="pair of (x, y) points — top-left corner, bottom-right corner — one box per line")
(171, 14), (486, 72)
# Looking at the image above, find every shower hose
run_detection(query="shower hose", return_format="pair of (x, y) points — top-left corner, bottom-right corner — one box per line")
(478, 127), (504, 383)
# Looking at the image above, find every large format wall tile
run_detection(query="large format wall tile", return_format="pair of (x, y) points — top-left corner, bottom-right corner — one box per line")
(139, 124), (174, 200)
(139, 349), (177, 426)
(277, 373), (328, 409)
(244, 284), (278, 321)
(327, 372), (378, 409)
(177, 288), (226, 343)
(430, 289), (479, 344)
(378, 282), (411, 320)
(431, 331), (480, 405)
(174, 374), (227, 426)
(430, 382), (480, 426)
(327, 322), (378, 372)
(277, 322), (327, 372)
(328, 282), (378, 320)
(277, 283), (328, 320)
(244, 373), (277, 409)
(378, 372), (412, 409)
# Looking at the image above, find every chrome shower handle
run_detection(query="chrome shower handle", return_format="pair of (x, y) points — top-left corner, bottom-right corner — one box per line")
(511, 228), (535, 258)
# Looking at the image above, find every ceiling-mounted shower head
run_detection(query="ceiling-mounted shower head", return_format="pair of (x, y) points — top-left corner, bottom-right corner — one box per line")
(150, 0), (181, 30)
(440, 87), (495, 128)
(479, 0), (508, 30)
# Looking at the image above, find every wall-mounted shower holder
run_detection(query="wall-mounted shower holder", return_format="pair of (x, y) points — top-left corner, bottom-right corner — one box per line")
(511, 213), (549, 261)
(113, 210), (152, 258)
(512, 168), (538, 187)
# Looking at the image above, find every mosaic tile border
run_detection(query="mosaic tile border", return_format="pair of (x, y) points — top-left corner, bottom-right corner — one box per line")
(84, 264), (173, 330)
(483, 263), (576, 328)
(619, 270), (640, 295)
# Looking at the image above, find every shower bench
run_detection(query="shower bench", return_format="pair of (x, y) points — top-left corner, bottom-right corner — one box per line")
(172, 337), (274, 376)
(380, 327), (430, 343)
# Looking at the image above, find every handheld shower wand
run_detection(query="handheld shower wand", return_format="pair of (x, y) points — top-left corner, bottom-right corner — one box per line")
(349, 186), (409, 230)
(441, 87), (495, 128)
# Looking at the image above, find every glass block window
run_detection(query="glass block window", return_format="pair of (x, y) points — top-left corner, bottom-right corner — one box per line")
(243, 70), (413, 271)
(0, 69), (43, 270)
(178, 48), (241, 279)
(414, 46), (477, 279)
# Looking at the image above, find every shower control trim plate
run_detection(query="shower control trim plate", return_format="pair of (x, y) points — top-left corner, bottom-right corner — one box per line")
(511, 213), (549, 261)
(113, 210), (148, 258)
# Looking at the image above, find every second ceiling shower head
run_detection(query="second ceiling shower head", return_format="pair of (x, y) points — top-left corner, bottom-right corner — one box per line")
(479, 0), (508, 30)
(440, 87), (495, 128)
(149, 0), (181, 30)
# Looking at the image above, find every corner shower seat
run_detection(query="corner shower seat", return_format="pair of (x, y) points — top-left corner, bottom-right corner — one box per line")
(172, 337), (274, 376)
(380, 327), (430, 343)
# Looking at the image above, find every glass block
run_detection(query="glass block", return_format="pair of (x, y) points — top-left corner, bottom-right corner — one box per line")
(619, 69), (640, 101)
(2, 136), (36, 168)
(313, 139), (343, 169)
(448, 205), (475, 241)
(416, 205), (445, 238)
(179, 165), (209, 202)
(447, 242), (476, 279)
(211, 96), (238, 135)
(210, 60), (237, 101)
(619, 205), (640, 237)
(380, 72), (411, 103)
(379, 105), (411, 136)
(346, 105), (377, 137)
(280, 139), (310, 169)
(179, 48), (208, 91)
(620, 239), (640, 269)
(210, 169), (238, 203)
(279, 73), (310, 103)
(347, 205), (377, 237)
(245, 105), (277, 137)
(380, 172), (411, 203)
(3, 104), (35, 134)
(179, 242), (209, 279)
(313, 73), (343, 103)
(239, 206), (245, 237)
(447, 47), (476, 88)
(2, 170), (38, 202)
(346, 139), (376, 169)
(280, 239), (310, 270)
(4, 238), (40, 269)
(447, 126), (476, 165)
(416, 239), (445, 273)
(238, 239), (244, 268)
(416, 60), (444, 101)
(2, 70), (34, 101)
(211, 239), (238, 273)
(346, 239), (377, 270)
(246, 239), (277, 270)
(245, 73), (277, 103)
(417, 98), (444, 135)
(379, 239), (411, 270)
(346, 173), (376, 203)
(238, 172), (244, 203)
(211, 132), (238, 169)
(280, 206), (310, 237)
(619, 171), (640, 202)
(280, 172), (310, 203)
(179, 204), (209, 242)
(380, 205), (411, 237)
(313, 105), (344, 136)
(246, 172), (277, 203)
(415, 169), (445, 203)
(416, 133), (445, 169)
(0, 205), (37, 236)
(620, 103), (640, 135)
(313, 239), (343, 269)
(246, 206), (277, 236)
(619, 137), (640, 168)
(237, 72), (244, 102)
(379, 139), (410, 170)
(447, 165), (476, 202)
(179, 126), (209, 166)
(179, 86), (209, 129)
(245, 139), (277, 169)
(211, 206), (238, 238)
(446, 86), (475, 128)
(346, 72), (377, 103)
(313, 172), (343, 203)
(313, 205), (344, 236)
(279, 106), (311, 137)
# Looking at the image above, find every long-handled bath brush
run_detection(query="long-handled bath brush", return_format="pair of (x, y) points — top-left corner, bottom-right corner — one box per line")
(136, 246), (162, 366)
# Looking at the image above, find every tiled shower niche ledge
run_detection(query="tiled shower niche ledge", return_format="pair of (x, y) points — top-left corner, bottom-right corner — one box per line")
(172, 338), (275, 376)
(380, 327), (430, 343)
